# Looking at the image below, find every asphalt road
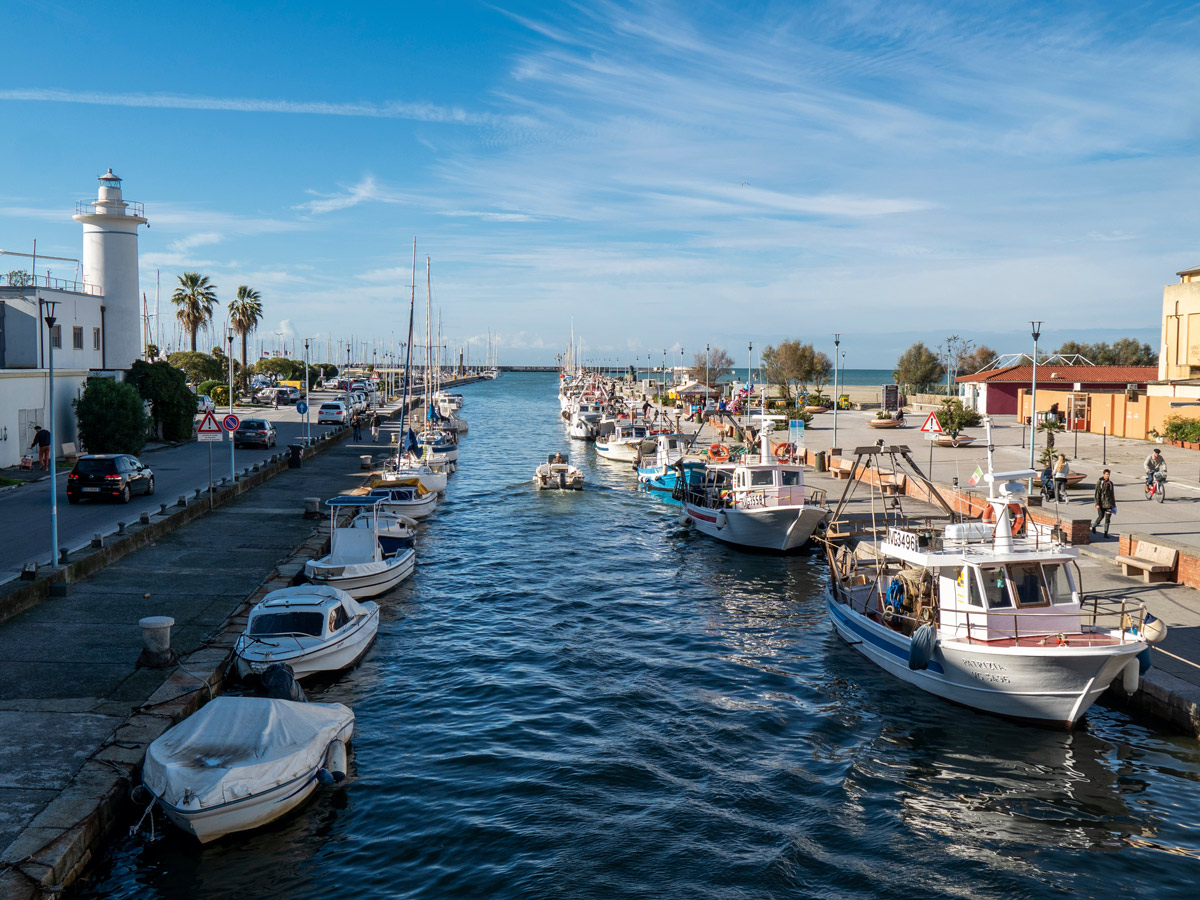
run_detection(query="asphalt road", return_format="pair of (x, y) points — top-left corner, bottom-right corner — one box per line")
(0, 391), (366, 583)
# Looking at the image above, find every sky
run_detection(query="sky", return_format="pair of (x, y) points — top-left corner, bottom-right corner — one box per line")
(1, 0), (1197, 367)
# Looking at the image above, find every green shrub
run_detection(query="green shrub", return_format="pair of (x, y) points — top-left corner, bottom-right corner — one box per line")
(938, 398), (982, 437)
(127, 360), (197, 442)
(1163, 415), (1200, 443)
(196, 379), (222, 398)
(74, 377), (148, 454)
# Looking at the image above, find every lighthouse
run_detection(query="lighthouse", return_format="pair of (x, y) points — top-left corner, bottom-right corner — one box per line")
(73, 169), (148, 371)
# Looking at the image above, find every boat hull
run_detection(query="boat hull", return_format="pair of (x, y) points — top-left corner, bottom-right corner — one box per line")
(595, 440), (654, 462)
(825, 590), (1145, 726)
(235, 608), (379, 680)
(305, 549), (416, 599)
(380, 468), (447, 493)
(683, 502), (826, 552)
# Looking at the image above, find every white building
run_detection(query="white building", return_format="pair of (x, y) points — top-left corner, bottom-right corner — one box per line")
(0, 170), (147, 467)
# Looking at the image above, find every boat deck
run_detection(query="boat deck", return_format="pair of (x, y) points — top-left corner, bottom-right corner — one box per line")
(956, 632), (1124, 648)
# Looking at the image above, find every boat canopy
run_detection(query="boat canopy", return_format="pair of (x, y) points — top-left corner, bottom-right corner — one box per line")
(326, 496), (385, 508)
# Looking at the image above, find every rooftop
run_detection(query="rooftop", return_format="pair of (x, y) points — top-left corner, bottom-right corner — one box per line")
(956, 364), (1157, 385)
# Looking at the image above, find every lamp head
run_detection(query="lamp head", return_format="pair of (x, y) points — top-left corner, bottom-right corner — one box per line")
(1030, 320), (1043, 341)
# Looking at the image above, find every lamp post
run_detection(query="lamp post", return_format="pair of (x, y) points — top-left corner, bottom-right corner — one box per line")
(227, 327), (235, 481)
(43, 301), (60, 567)
(747, 341), (753, 390)
(1029, 321), (1042, 483)
(705, 342), (710, 399)
(833, 333), (841, 447)
(304, 338), (312, 442)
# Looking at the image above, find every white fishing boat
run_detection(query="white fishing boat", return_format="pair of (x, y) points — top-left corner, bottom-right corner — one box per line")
(305, 497), (416, 599)
(823, 421), (1166, 727)
(143, 696), (354, 843)
(533, 452), (585, 490)
(676, 420), (828, 552)
(234, 585), (379, 680)
(366, 485), (438, 519)
(416, 428), (459, 464)
(568, 408), (601, 440)
(595, 421), (656, 462)
(350, 507), (419, 554)
(635, 432), (693, 480)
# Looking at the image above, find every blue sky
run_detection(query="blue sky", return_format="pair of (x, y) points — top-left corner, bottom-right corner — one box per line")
(1, 0), (1196, 366)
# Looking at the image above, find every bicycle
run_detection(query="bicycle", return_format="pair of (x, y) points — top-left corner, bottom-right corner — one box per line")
(1145, 471), (1167, 503)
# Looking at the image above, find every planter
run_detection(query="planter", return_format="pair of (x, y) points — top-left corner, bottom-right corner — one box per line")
(1188, 442), (1200, 451)
(867, 418), (903, 429)
(805, 406), (828, 414)
(933, 434), (976, 448)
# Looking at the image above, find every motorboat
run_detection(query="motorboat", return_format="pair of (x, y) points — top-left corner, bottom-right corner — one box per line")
(381, 453), (449, 493)
(533, 452), (585, 490)
(636, 432), (694, 485)
(595, 421), (656, 462)
(416, 428), (459, 464)
(822, 420), (1166, 727)
(234, 585), (379, 680)
(351, 507), (419, 554)
(568, 408), (601, 440)
(143, 696), (354, 843)
(305, 497), (416, 599)
(675, 419), (828, 552)
(366, 485), (438, 520)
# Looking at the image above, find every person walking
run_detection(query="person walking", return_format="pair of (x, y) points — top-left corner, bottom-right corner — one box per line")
(1092, 469), (1116, 537)
(1052, 454), (1070, 502)
(370, 411), (381, 442)
(30, 426), (51, 471)
(352, 414), (362, 442)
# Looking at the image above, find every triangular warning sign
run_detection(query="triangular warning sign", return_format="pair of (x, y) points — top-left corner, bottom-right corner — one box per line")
(197, 411), (223, 434)
(920, 412), (943, 434)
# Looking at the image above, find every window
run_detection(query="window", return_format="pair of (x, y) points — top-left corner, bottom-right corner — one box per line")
(93, 327), (101, 350)
(981, 568), (1012, 608)
(1042, 564), (1073, 605)
(781, 471), (802, 486)
(1009, 562), (1048, 607)
(50, 325), (61, 349)
(72, 326), (83, 350)
(330, 605), (349, 631)
(750, 470), (774, 486)
(249, 611), (325, 637)
(962, 568), (983, 607)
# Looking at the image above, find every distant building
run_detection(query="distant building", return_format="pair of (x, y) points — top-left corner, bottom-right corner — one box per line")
(0, 170), (148, 466)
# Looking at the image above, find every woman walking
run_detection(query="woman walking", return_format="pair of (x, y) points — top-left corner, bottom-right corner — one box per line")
(1052, 454), (1070, 502)
(370, 411), (381, 442)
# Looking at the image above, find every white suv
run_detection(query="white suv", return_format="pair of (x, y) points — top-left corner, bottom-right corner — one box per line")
(317, 401), (348, 424)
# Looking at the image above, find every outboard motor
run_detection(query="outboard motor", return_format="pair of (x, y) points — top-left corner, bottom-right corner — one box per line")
(260, 663), (307, 702)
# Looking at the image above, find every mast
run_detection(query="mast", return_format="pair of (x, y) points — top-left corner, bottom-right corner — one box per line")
(425, 256), (433, 422)
(397, 238), (418, 466)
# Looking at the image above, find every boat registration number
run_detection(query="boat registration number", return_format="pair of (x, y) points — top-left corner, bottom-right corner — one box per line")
(887, 527), (919, 552)
(83, 487), (100, 493)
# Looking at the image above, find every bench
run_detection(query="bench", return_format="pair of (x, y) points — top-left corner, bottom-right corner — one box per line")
(878, 473), (907, 496)
(830, 457), (855, 480)
(61, 442), (79, 461)
(1117, 543), (1178, 584)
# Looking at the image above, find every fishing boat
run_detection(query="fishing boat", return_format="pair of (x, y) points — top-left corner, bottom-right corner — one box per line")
(595, 421), (656, 462)
(675, 420), (828, 552)
(822, 421), (1166, 727)
(366, 485), (438, 519)
(568, 408), (601, 440)
(533, 452), (585, 490)
(305, 497), (416, 598)
(142, 696), (354, 843)
(234, 585), (379, 680)
(636, 432), (694, 485)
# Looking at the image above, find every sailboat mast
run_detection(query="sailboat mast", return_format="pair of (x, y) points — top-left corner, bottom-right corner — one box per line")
(398, 237), (417, 463)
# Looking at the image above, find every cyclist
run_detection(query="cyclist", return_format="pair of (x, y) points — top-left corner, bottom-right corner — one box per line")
(1144, 448), (1167, 489)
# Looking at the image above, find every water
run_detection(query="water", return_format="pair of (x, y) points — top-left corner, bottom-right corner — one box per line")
(75, 374), (1200, 899)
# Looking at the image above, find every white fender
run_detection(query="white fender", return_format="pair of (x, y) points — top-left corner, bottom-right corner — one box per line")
(1122, 658), (1140, 694)
(715, 510), (727, 530)
(324, 739), (348, 783)
(678, 512), (693, 526)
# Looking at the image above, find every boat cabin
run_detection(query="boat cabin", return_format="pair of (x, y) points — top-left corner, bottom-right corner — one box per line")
(247, 586), (365, 643)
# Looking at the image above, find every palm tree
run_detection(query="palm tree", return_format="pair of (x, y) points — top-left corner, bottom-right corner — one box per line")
(228, 285), (264, 371)
(171, 272), (218, 352)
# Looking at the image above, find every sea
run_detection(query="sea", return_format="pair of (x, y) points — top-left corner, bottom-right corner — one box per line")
(74, 373), (1200, 900)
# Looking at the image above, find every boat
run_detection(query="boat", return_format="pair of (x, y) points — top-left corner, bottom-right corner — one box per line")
(142, 696), (354, 843)
(380, 456), (449, 493)
(234, 585), (379, 680)
(568, 407), (601, 440)
(351, 507), (419, 554)
(635, 432), (694, 487)
(595, 421), (656, 462)
(416, 427), (459, 464)
(675, 419), (829, 552)
(304, 496), (416, 599)
(533, 452), (585, 490)
(822, 420), (1166, 727)
(366, 485), (438, 519)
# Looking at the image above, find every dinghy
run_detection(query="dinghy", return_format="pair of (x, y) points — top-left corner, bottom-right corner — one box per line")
(533, 452), (585, 490)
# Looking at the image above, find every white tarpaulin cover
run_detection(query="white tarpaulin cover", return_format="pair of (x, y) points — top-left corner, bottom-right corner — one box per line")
(144, 697), (354, 808)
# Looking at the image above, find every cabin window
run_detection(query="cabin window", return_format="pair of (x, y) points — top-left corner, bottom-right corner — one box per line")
(330, 605), (349, 632)
(981, 568), (1012, 608)
(1042, 563), (1073, 605)
(1009, 562), (1048, 608)
(781, 471), (801, 486)
(962, 568), (983, 607)
(249, 611), (325, 637)
(750, 470), (774, 486)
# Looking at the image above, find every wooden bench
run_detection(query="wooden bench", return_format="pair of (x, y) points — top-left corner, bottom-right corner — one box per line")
(878, 473), (907, 496)
(1117, 543), (1178, 584)
(830, 457), (855, 479)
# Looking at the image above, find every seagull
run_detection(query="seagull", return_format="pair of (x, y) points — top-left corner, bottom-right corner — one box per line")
(741, 181), (749, 186)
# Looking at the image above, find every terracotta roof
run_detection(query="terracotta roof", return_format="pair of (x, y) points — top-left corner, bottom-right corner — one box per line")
(957, 365), (1157, 385)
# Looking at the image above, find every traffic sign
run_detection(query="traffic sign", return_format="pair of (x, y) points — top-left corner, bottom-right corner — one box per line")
(370, 372), (380, 381)
(197, 411), (223, 442)
(920, 412), (943, 434)
(296, 400), (309, 416)
(222, 414), (240, 432)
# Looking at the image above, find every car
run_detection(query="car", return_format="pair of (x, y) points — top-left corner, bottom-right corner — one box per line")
(66, 454), (154, 504)
(256, 386), (297, 405)
(196, 394), (215, 414)
(317, 401), (348, 424)
(234, 418), (277, 449)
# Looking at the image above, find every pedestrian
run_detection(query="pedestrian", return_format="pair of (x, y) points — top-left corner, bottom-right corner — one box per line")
(30, 425), (51, 471)
(273, 391), (280, 410)
(352, 414), (362, 441)
(1093, 468), (1116, 537)
(642, 399), (651, 420)
(371, 412), (381, 442)
(1052, 453), (1069, 502)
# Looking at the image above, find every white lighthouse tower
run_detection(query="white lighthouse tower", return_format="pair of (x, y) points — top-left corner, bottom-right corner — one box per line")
(73, 169), (148, 371)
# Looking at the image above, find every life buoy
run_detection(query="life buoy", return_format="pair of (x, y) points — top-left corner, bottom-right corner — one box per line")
(981, 503), (1026, 536)
(709, 443), (730, 462)
(771, 441), (791, 462)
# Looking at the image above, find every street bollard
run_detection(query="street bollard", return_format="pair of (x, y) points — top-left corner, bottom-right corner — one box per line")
(136, 616), (176, 669)
(91, 533), (103, 548)
(116, 521), (126, 534)
(139, 511), (151, 525)
(177, 495), (187, 507)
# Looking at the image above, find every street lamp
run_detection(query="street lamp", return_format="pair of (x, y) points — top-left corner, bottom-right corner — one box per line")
(304, 338), (312, 442)
(747, 341), (752, 390)
(43, 300), (60, 567)
(226, 327), (235, 481)
(833, 333), (841, 447)
(1029, 321), (1043, 479)
(705, 342), (710, 397)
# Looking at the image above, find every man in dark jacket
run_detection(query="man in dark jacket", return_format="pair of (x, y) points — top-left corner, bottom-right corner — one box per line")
(1092, 469), (1116, 537)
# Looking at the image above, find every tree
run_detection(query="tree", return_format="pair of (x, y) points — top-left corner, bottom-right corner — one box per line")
(894, 342), (945, 393)
(171, 272), (217, 352)
(253, 357), (296, 382)
(127, 360), (197, 442)
(73, 377), (148, 454)
(760, 342), (801, 402)
(687, 346), (735, 385)
(1054, 339), (1157, 366)
(145, 342), (159, 361)
(958, 344), (996, 375)
(808, 349), (833, 396)
(167, 351), (223, 385)
(938, 397), (982, 438)
(228, 285), (263, 372)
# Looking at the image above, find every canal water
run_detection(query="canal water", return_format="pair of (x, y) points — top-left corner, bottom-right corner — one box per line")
(76, 373), (1200, 899)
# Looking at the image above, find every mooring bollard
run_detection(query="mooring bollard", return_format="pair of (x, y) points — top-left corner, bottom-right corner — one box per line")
(139, 511), (151, 525)
(117, 521), (126, 534)
(136, 616), (176, 669)
(159, 503), (169, 515)
(91, 533), (103, 548)
(177, 495), (187, 507)
(360, 455), (373, 469)
(303, 497), (321, 519)
(194, 488), (202, 499)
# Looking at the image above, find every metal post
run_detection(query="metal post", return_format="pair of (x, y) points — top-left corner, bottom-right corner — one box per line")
(1028, 321), (1042, 488)
(1103, 423), (1107, 465)
(208, 442), (213, 509)
(747, 341), (752, 392)
(43, 302), (59, 566)
(304, 338), (311, 442)
(833, 333), (840, 447)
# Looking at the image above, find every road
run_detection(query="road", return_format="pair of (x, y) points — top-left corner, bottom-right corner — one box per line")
(0, 390), (382, 583)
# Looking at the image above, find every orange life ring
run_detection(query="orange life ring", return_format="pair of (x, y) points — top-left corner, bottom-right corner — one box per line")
(771, 441), (791, 462)
(981, 503), (1026, 536)
(709, 443), (730, 463)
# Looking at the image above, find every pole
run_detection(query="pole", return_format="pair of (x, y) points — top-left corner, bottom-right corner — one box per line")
(227, 330), (235, 482)
(304, 339), (311, 442)
(833, 333), (840, 448)
(1028, 322), (1042, 489)
(208, 442), (213, 510)
(44, 302), (59, 567)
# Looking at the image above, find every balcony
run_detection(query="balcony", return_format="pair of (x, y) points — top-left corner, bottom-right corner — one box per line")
(0, 272), (99, 295)
(75, 199), (145, 218)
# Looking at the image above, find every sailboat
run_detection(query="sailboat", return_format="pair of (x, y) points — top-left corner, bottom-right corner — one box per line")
(416, 258), (460, 465)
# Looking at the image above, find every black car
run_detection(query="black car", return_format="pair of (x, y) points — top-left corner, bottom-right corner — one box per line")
(234, 418), (277, 449)
(66, 454), (154, 504)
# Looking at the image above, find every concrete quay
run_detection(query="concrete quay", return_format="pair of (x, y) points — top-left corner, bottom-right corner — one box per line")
(0, 395), (424, 899)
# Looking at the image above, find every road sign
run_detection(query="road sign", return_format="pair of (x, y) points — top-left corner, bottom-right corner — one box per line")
(370, 372), (380, 381)
(296, 401), (309, 416)
(197, 411), (223, 442)
(222, 414), (240, 432)
(920, 412), (943, 434)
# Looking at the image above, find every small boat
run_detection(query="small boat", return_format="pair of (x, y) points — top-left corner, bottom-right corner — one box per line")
(381, 454), (449, 493)
(365, 485), (437, 520)
(636, 432), (694, 489)
(143, 696), (354, 843)
(234, 585), (379, 680)
(595, 421), (656, 462)
(305, 497), (416, 599)
(351, 507), (419, 554)
(533, 452), (584, 490)
(823, 420), (1166, 727)
(416, 428), (459, 464)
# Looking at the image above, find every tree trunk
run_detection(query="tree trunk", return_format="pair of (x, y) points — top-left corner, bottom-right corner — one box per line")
(190, 327), (198, 352)
(241, 332), (248, 373)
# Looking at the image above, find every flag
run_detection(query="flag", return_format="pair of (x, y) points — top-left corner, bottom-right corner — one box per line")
(968, 465), (983, 487)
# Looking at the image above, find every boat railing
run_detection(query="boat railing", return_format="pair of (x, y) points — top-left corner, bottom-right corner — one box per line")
(727, 484), (825, 509)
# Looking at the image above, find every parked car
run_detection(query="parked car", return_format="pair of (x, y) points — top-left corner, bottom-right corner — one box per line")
(196, 394), (215, 414)
(256, 386), (299, 405)
(317, 401), (348, 424)
(233, 418), (277, 449)
(66, 454), (154, 504)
